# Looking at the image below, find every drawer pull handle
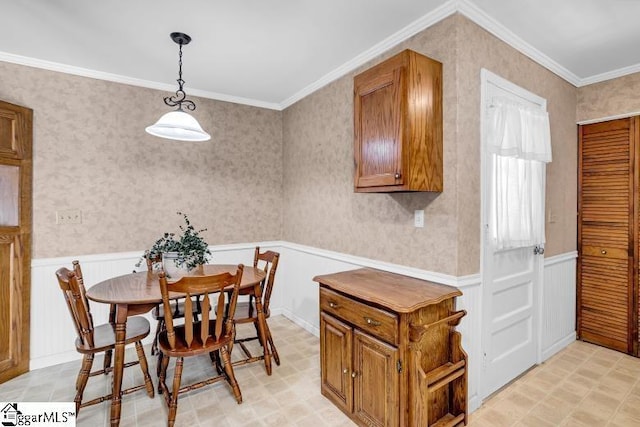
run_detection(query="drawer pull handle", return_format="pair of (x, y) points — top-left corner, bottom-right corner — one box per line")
(351, 371), (358, 378)
(329, 301), (338, 309)
(601, 249), (607, 255)
(365, 317), (381, 326)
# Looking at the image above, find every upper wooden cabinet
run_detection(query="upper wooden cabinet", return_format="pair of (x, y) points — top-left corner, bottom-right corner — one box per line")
(354, 49), (443, 192)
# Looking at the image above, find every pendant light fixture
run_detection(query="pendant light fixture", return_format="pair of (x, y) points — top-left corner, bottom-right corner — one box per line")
(146, 32), (211, 141)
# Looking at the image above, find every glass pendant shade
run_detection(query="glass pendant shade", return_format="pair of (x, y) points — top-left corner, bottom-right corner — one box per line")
(145, 110), (211, 141)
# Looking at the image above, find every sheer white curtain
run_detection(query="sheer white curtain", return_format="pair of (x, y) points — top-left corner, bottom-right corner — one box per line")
(487, 97), (552, 250)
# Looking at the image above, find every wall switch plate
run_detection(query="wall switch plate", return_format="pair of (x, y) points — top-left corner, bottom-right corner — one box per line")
(56, 209), (82, 225)
(414, 210), (424, 228)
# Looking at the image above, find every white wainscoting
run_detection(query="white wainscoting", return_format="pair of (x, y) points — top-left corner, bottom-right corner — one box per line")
(30, 242), (576, 414)
(541, 251), (577, 361)
(30, 243), (267, 370)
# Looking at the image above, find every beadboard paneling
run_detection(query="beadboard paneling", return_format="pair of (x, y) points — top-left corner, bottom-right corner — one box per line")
(30, 242), (576, 415)
(541, 252), (577, 360)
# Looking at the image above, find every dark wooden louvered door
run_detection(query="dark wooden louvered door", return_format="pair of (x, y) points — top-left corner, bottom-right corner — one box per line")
(578, 117), (638, 355)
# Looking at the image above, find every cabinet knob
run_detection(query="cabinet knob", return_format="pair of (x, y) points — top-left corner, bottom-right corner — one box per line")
(395, 172), (401, 179)
(601, 249), (607, 255)
(329, 302), (338, 309)
(365, 317), (381, 326)
(351, 371), (358, 378)
(343, 368), (348, 374)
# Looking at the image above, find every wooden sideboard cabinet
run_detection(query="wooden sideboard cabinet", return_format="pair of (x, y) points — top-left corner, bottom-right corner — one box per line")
(354, 49), (443, 193)
(314, 268), (467, 427)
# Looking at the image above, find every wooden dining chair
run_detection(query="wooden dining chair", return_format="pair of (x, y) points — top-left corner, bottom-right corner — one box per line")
(157, 266), (244, 427)
(147, 255), (202, 356)
(71, 260), (120, 375)
(55, 264), (154, 414)
(232, 247), (281, 371)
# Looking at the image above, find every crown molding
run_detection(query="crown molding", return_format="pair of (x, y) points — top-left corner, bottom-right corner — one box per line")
(0, 51), (281, 110)
(278, 0), (458, 109)
(578, 62), (640, 87)
(455, 0), (581, 87)
(5, 1), (640, 109)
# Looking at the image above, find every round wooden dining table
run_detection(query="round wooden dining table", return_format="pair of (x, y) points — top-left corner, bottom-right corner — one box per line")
(85, 264), (267, 427)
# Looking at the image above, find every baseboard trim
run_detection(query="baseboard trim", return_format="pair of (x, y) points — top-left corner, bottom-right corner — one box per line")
(542, 332), (577, 362)
(280, 309), (320, 338)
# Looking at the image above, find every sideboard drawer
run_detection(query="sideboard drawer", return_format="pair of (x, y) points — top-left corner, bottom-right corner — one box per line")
(320, 287), (398, 345)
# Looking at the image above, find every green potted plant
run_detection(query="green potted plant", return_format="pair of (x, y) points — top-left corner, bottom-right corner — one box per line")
(137, 212), (211, 276)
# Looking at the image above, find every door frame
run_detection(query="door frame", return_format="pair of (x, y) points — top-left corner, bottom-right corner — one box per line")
(479, 69), (547, 400)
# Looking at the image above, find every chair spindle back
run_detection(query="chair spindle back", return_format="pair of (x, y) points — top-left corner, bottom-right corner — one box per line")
(158, 265), (244, 350)
(56, 266), (95, 348)
(253, 247), (280, 313)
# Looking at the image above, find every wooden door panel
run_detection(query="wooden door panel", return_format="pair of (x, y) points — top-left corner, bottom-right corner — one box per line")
(320, 313), (353, 413)
(581, 224), (628, 249)
(354, 66), (404, 188)
(0, 236), (13, 364)
(353, 330), (398, 427)
(578, 117), (636, 355)
(0, 100), (32, 383)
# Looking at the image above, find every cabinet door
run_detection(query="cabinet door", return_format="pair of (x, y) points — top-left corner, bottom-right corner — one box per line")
(354, 65), (405, 189)
(353, 330), (399, 427)
(320, 312), (353, 413)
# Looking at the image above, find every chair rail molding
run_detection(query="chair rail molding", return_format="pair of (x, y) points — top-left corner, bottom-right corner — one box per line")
(30, 242), (576, 414)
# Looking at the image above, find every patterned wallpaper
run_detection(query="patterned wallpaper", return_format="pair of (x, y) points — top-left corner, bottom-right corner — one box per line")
(455, 16), (578, 274)
(577, 73), (640, 123)
(283, 14), (578, 276)
(0, 61), (283, 259)
(1, 13), (581, 275)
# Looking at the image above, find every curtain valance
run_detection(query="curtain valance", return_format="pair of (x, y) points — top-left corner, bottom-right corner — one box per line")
(487, 97), (552, 163)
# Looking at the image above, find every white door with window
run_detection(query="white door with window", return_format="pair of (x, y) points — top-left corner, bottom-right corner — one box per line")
(480, 69), (551, 399)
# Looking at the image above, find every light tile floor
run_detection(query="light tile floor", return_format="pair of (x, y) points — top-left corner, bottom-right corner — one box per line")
(469, 340), (640, 427)
(2, 316), (640, 426)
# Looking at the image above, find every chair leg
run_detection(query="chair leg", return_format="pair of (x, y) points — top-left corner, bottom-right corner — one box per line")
(103, 349), (113, 373)
(264, 322), (280, 366)
(157, 352), (163, 379)
(134, 341), (155, 398)
(151, 319), (163, 356)
(253, 320), (263, 347)
(158, 353), (169, 394)
(209, 350), (223, 375)
(220, 345), (242, 404)
(167, 357), (184, 427)
(74, 354), (94, 414)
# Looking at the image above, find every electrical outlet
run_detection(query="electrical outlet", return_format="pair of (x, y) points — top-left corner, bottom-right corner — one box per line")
(56, 209), (82, 225)
(414, 210), (424, 228)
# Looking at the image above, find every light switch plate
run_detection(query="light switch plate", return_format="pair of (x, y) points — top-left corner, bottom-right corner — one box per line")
(414, 210), (424, 228)
(56, 209), (82, 225)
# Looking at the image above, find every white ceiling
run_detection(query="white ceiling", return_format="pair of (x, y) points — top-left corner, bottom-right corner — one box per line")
(2, 0), (640, 110)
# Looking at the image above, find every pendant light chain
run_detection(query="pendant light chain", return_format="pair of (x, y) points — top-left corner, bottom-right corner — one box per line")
(163, 36), (196, 111)
(177, 43), (185, 93)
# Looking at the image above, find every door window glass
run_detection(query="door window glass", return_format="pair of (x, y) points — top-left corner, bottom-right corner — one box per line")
(0, 164), (19, 226)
